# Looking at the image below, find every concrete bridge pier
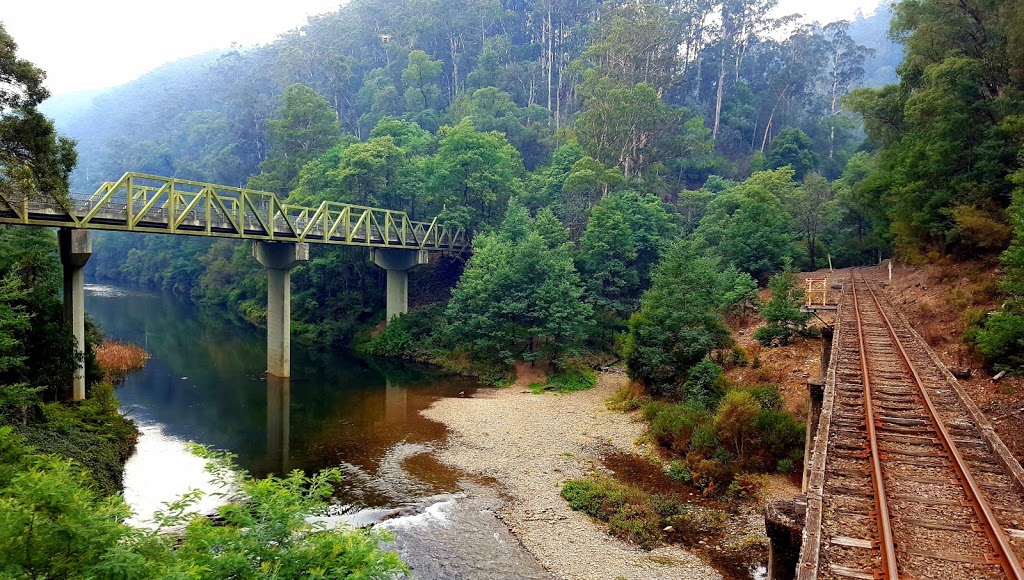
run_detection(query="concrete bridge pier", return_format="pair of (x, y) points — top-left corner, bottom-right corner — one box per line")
(370, 249), (428, 323)
(253, 241), (309, 377)
(266, 376), (290, 475)
(58, 229), (91, 401)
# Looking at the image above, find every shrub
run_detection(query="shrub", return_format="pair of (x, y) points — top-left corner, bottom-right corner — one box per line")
(969, 187), (1024, 372)
(727, 346), (748, 367)
(753, 324), (788, 346)
(755, 271), (810, 347)
(726, 473), (765, 501)
(545, 361), (597, 393)
(973, 311), (1024, 372)
(681, 359), (726, 408)
(14, 396), (138, 496)
(666, 506), (727, 536)
(746, 384), (783, 410)
(561, 476), (664, 549)
(646, 402), (712, 454)
(0, 433), (408, 579)
(665, 460), (691, 482)
(361, 304), (447, 358)
(608, 503), (663, 549)
(607, 383), (649, 411)
(688, 457), (731, 496)
(640, 386), (805, 495)
(751, 409), (805, 469)
(714, 391), (761, 461)
(94, 340), (150, 383)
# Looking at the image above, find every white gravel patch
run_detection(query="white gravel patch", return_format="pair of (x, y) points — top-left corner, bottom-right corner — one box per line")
(422, 372), (721, 580)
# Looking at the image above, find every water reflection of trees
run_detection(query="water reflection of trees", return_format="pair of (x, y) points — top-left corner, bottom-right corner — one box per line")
(85, 288), (476, 494)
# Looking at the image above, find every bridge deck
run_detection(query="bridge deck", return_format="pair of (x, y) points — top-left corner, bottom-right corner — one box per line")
(0, 172), (468, 251)
(799, 272), (1024, 579)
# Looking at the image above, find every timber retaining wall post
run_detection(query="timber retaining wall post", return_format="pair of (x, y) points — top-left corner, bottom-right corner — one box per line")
(370, 248), (428, 323)
(58, 228), (91, 401)
(802, 326), (832, 492)
(253, 241), (309, 377)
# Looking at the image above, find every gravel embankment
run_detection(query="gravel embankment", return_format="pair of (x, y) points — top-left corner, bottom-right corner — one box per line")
(422, 371), (721, 580)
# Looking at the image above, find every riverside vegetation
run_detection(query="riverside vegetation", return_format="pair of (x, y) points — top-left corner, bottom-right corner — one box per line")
(0, 27), (410, 579)
(5, 0), (1024, 573)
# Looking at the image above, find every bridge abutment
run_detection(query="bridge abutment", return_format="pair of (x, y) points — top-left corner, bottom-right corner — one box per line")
(370, 248), (428, 323)
(59, 228), (91, 401)
(253, 241), (309, 377)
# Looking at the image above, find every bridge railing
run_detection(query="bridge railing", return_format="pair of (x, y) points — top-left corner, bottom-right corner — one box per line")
(1, 173), (467, 251)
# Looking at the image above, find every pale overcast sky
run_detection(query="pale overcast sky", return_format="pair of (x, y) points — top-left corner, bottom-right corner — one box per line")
(4, 0), (883, 96)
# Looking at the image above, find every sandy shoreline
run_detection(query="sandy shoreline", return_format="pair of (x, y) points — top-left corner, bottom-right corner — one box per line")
(421, 371), (721, 580)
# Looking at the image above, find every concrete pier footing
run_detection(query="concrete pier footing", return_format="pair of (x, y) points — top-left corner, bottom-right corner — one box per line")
(765, 498), (806, 580)
(58, 229), (91, 401)
(369, 248), (428, 322)
(253, 241), (308, 377)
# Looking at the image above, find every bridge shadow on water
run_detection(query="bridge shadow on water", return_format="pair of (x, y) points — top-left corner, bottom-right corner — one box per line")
(84, 283), (477, 511)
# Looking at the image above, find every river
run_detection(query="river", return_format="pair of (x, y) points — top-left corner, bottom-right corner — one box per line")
(84, 283), (549, 579)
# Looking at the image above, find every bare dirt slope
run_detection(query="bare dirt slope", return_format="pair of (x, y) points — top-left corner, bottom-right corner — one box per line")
(422, 372), (721, 580)
(724, 267), (844, 419)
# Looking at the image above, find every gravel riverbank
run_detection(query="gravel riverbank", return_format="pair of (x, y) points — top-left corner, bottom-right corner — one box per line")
(422, 371), (721, 580)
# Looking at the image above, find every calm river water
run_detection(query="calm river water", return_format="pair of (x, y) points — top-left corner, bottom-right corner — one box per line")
(84, 283), (549, 579)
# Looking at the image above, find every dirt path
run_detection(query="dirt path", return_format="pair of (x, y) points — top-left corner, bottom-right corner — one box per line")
(422, 371), (721, 580)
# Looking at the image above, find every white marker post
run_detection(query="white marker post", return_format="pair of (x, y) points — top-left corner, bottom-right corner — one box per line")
(888, 260), (893, 283)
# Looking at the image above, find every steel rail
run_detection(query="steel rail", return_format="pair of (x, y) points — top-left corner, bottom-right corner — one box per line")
(859, 273), (1024, 580)
(850, 275), (900, 579)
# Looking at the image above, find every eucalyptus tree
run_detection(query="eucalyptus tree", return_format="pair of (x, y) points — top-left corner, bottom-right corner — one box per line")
(0, 23), (76, 203)
(247, 84), (343, 196)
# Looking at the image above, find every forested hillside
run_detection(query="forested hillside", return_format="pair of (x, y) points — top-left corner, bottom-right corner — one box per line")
(35, 0), (1024, 377)
(51, 0), (886, 346)
(7, 0), (1024, 569)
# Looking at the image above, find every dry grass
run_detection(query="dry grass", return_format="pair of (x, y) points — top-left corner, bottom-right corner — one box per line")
(882, 259), (1000, 367)
(95, 340), (151, 383)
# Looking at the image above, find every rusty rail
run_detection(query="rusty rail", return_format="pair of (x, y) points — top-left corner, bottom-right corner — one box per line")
(859, 274), (1024, 580)
(851, 275), (899, 578)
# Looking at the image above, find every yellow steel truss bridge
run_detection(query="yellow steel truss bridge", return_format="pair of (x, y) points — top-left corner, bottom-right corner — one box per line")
(0, 172), (469, 251)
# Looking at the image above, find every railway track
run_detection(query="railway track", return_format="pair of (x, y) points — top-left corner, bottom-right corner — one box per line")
(804, 272), (1024, 579)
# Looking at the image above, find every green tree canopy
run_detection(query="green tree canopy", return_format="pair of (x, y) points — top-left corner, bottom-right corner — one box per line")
(576, 192), (676, 318)
(248, 84), (343, 196)
(424, 119), (525, 232)
(765, 127), (819, 179)
(575, 77), (677, 179)
(0, 24), (76, 204)
(446, 201), (592, 365)
(973, 178), (1024, 372)
(623, 240), (733, 397)
(696, 168), (797, 282)
(402, 50), (444, 113)
(846, 0), (1024, 252)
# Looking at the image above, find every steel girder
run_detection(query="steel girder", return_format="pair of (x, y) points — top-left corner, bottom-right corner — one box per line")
(0, 172), (468, 251)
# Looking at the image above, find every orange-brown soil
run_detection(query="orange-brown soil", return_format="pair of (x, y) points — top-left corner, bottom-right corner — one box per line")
(723, 268), (843, 419)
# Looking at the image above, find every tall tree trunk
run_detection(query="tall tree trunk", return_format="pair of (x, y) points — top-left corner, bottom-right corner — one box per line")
(760, 84), (791, 152)
(808, 232), (816, 270)
(546, 1), (553, 114)
(712, 48), (726, 144)
(828, 74), (840, 160)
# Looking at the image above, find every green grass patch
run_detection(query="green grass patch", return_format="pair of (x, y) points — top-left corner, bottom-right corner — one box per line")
(10, 383), (138, 496)
(561, 474), (728, 549)
(530, 365), (597, 394)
